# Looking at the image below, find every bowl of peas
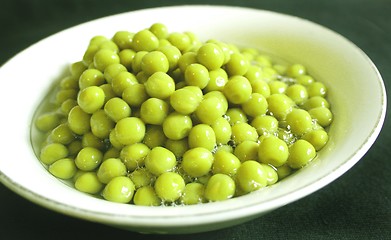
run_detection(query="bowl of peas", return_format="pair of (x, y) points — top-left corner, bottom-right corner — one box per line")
(0, 5), (386, 234)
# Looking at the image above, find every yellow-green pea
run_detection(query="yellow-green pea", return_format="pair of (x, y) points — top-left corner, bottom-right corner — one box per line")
(122, 83), (148, 107)
(164, 138), (189, 158)
(167, 32), (191, 52)
(241, 93), (268, 117)
(129, 168), (155, 189)
(276, 164), (293, 180)
(268, 80), (287, 94)
(195, 96), (226, 125)
(154, 172), (185, 202)
(141, 51), (169, 75)
(103, 63), (127, 84)
(261, 163), (278, 185)
(40, 143), (69, 165)
(140, 97), (169, 125)
(50, 123), (75, 145)
(90, 109), (115, 139)
(308, 107), (333, 127)
(223, 75), (252, 104)
(66, 107), (90, 133)
(184, 63), (210, 89)
(77, 86), (105, 114)
(285, 108), (313, 136)
(104, 97), (131, 122)
(79, 69), (105, 89)
(102, 176), (135, 203)
(251, 115), (279, 136)
(119, 49), (136, 70)
(93, 49), (120, 72)
(301, 96), (330, 110)
(97, 157), (127, 184)
(231, 122), (259, 144)
(182, 147), (214, 178)
(75, 147), (103, 171)
(197, 43), (224, 70)
(286, 84), (308, 105)
(111, 71), (138, 96)
(302, 129), (329, 151)
(180, 182), (205, 205)
(236, 160), (267, 193)
(211, 116), (232, 145)
(145, 146), (177, 176)
(225, 52), (249, 76)
(225, 108), (248, 125)
(287, 139), (316, 169)
(143, 125), (166, 149)
(204, 174), (235, 201)
(133, 186), (161, 206)
(266, 93), (294, 120)
(170, 87), (200, 115)
(120, 143), (150, 171)
(258, 135), (289, 167)
(114, 117), (145, 146)
(286, 63), (306, 78)
(188, 124), (217, 151)
(49, 158), (77, 179)
(132, 29), (159, 52)
(163, 112), (193, 140)
(145, 72), (175, 99)
(212, 150), (241, 176)
(251, 79), (271, 98)
(234, 140), (259, 162)
(307, 82), (327, 97)
(81, 132), (105, 150)
(112, 30), (133, 50)
(74, 172), (103, 194)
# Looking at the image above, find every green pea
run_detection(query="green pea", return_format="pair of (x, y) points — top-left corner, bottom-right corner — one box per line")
(143, 125), (166, 149)
(204, 173), (235, 201)
(236, 160), (267, 193)
(308, 107), (333, 127)
(184, 63), (210, 89)
(225, 52), (249, 76)
(154, 172), (185, 202)
(119, 49), (136, 70)
(49, 158), (77, 179)
(212, 150), (241, 176)
(103, 147), (120, 160)
(268, 80), (287, 94)
(111, 71), (138, 96)
(114, 117), (145, 145)
(102, 176), (135, 203)
(79, 69), (105, 89)
(180, 182), (205, 205)
(258, 135), (289, 167)
(234, 140), (259, 162)
(285, 108), (313, 136)
(112, 30), (133, 50)
(286, 63), (306, 78)
(205, 68), (228, 92)
(75, 147), (103, 171)
(223, 75), (252, 104)
(120, 143), (150, 171)
(261, 163), (279, 185)
(67, 140), (83, 157)
(251, 79), (271, 98)
(145, 72), (175, 99)
(211, 116), (232, 145)
(97, 157), (127, 184)
(60, 99), (78, 115)
(132, 29), (159, 52)
(103, 63), (127, 84)
(167, 32), (191, 52)
(59, 76), (78, 91)
(307, 82), (327, 97)
(225, 108), (248, 125)
(74, 172), (103, 194)
(287, 139), (316, 169)
(286, 84), (308, 105)
(50, 123), (75, 145)
(302, 129), (329, 151)
(242, 93), (268, 117)
(178, 52), (197, 73)
(90, 109), (115, 139)
(140, 97), (169, 125)
(40, 143), (69, 165)
(302, 96), (330, 110)
(251, 115), (279, 136)
(244, 65), (263, 83)
(99, 84), (116, 104)
(149, 22), (168, 39)
(133, 186), (161, 206)
(122, 83), (148, 107)
(170, 87), (200, 115)
(77, 86), (105, 114)
(188, 124), (216, 151)
(81, 131), (105, 150)
(129, 168), (155, 189)
(141, 51), (169, 75)
(182, 147), (214, 177)
(197, 43), (224, 70)
(162, 112), (192, 140)
(131, 51), (148, 73)
(145, 146), (177, 176)
(164, 138), (189, 158)
(104, 97), (131, 122)
(267, 93), (294, 120)
(157, 45), (182, 71)
(231, 122), (259, 144)
(55, 89), (77, 105)
(93, 49), (120, 72)
(195, 96), (226, 125)
(276, 164), (292, 180)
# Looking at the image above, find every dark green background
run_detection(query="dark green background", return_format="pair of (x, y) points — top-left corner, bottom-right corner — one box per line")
(1, 0), (390, 239)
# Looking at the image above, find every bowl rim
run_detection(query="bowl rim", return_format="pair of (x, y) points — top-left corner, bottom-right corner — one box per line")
(0, 4), (387, 229)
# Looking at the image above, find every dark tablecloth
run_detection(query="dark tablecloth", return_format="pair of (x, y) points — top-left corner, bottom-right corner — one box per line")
(1, 0), (390, 239)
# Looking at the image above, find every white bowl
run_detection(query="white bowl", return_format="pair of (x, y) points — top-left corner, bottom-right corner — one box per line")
(0, 5), (386, 234)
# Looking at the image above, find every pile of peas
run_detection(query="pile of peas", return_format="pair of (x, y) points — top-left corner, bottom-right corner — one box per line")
(34, 23), (333, 206)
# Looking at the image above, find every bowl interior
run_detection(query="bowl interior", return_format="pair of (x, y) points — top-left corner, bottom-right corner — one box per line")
(0, 5), (386, 233)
